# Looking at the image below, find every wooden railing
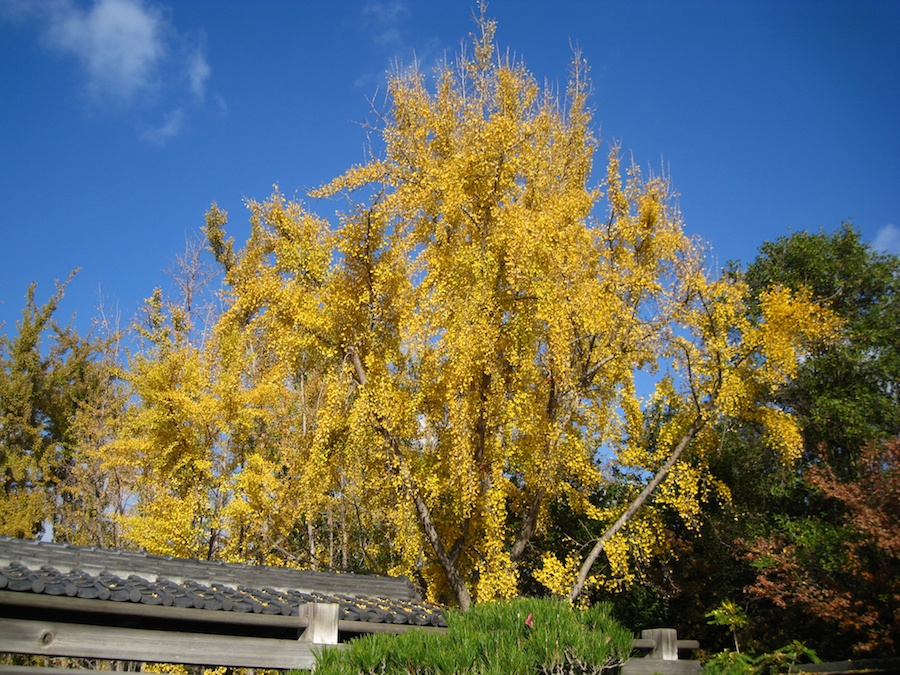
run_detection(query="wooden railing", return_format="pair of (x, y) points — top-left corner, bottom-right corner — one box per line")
(2, 592), (700, 673)
(0, 592), (439, 671)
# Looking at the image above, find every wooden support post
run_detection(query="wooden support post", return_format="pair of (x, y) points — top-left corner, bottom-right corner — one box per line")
(624, 628), (700, 675)
(298, 603), (339, 645)
(642, 628), (679, 660)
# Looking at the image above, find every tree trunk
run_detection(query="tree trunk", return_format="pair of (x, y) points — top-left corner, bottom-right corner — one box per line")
(390, 438), (473, 610)
(351, 347), (473, 609)
(568, 414), (705, 602)
(307, 519), (317, 571)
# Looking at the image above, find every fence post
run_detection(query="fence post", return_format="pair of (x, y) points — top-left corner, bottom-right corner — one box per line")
(298, 603), (340, 645)
(642, 628), (679, 660)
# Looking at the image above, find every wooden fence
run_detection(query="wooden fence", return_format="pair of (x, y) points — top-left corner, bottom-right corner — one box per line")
(0, 592), (407, 670)
(1, 592), (701, 673)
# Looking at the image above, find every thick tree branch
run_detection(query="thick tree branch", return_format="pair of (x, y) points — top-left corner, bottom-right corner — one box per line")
(568, 414), (706, 602)
(389, 436), (473, 610)
(510, 487), (544, 562)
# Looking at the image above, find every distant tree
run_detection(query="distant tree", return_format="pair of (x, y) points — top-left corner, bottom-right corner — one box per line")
(639, 224), (899, 656)
(53, 295), (130, 548)
(110, 263), (332, 566)
(739, 225), (900, 655)
(105, 288), (222, 559)
(0, 274), (123, 542)
(743, 222), (900, 476)
(746, 437), (900, 656)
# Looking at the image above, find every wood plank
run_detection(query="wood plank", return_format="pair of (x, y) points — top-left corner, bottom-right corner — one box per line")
(789, 658), (900, 673)
(631, 637), (700, 652)
(631, 638), (657, 650)
(622, 659), (701, 675)
(0, 591), (446, 635)
(0, 618), (336, 670)
(0, 667), (100, 675)
(641, 628), (678, 660)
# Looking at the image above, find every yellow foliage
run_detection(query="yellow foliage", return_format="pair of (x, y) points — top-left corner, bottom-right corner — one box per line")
(534, 552), (583, 597)
(142, 664), (189, 675)
(105, 11), (842, 606)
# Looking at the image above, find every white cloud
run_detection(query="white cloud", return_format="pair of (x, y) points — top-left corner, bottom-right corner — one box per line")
(140, 107), (183, 144)
(355, 1), (444, 90)
(872, 224), (900, 255)
(362, 1), (410, 26)
(361, 0), (410, 48)
(186, 46), (210, 99)
(6, 0), (213, 141)
(44, 0), (167, 105)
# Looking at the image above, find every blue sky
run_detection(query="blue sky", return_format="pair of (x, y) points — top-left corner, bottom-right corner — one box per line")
(1, 0), (898, 339)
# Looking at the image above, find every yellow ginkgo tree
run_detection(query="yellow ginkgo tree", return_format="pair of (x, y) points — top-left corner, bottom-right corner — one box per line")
(194, 14), (838, 608)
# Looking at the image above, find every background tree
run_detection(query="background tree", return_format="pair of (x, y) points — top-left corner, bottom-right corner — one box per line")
(743, 223), (899, 475)
(746, 437), (900, 656)
(53, 295), (130, 548)
(621, 224), (899, 657)
(0, 275), (123, 542)
(736, 225), (900, 657)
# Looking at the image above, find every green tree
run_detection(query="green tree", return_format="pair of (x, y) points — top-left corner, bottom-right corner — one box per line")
(744, 223), (900, 476)
(739, 225), (899, 656)
(0, 274), (123, 541)
(640, 224), (899, 657)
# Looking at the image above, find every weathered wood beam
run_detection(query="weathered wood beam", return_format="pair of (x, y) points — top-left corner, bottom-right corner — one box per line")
(0, 668), (101, 675)
(0, 617), (329, 670)
(0, 592), (446, 635)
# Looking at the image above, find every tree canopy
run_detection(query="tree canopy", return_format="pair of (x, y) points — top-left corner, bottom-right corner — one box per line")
(179, 16), (835, 608)
(2, 11), (880, 660)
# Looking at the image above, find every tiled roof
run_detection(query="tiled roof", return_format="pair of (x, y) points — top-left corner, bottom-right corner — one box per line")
(0, 536), (446, 627)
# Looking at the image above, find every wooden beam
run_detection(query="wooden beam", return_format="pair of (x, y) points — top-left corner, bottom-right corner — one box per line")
(631, 636), (700, 653)
(0, 592), (446, 635)
(0, 592), (307, 630)
(642, 628), (679, 660)
(621, 661), (701, 675)
(0, 667), (102, 675)
(0, 617), (331, 670)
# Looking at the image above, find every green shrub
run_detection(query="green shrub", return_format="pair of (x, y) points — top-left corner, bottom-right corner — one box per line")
(311, 597), (633, 674)
(702, 642), (820, 675)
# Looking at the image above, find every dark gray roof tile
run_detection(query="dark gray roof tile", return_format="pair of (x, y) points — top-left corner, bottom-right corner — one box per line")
(0, 536), (446, 627)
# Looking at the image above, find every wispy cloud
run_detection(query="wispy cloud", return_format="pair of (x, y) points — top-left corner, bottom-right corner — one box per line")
(873, 224), (900, 255)
(186, 45), (210, 99)
(140, 107), (183, 144)
(44, 0), (167, 105)
(355, 1), (443, 89)
(5, 0), (213, 142)
(361, 0), (410, 48)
